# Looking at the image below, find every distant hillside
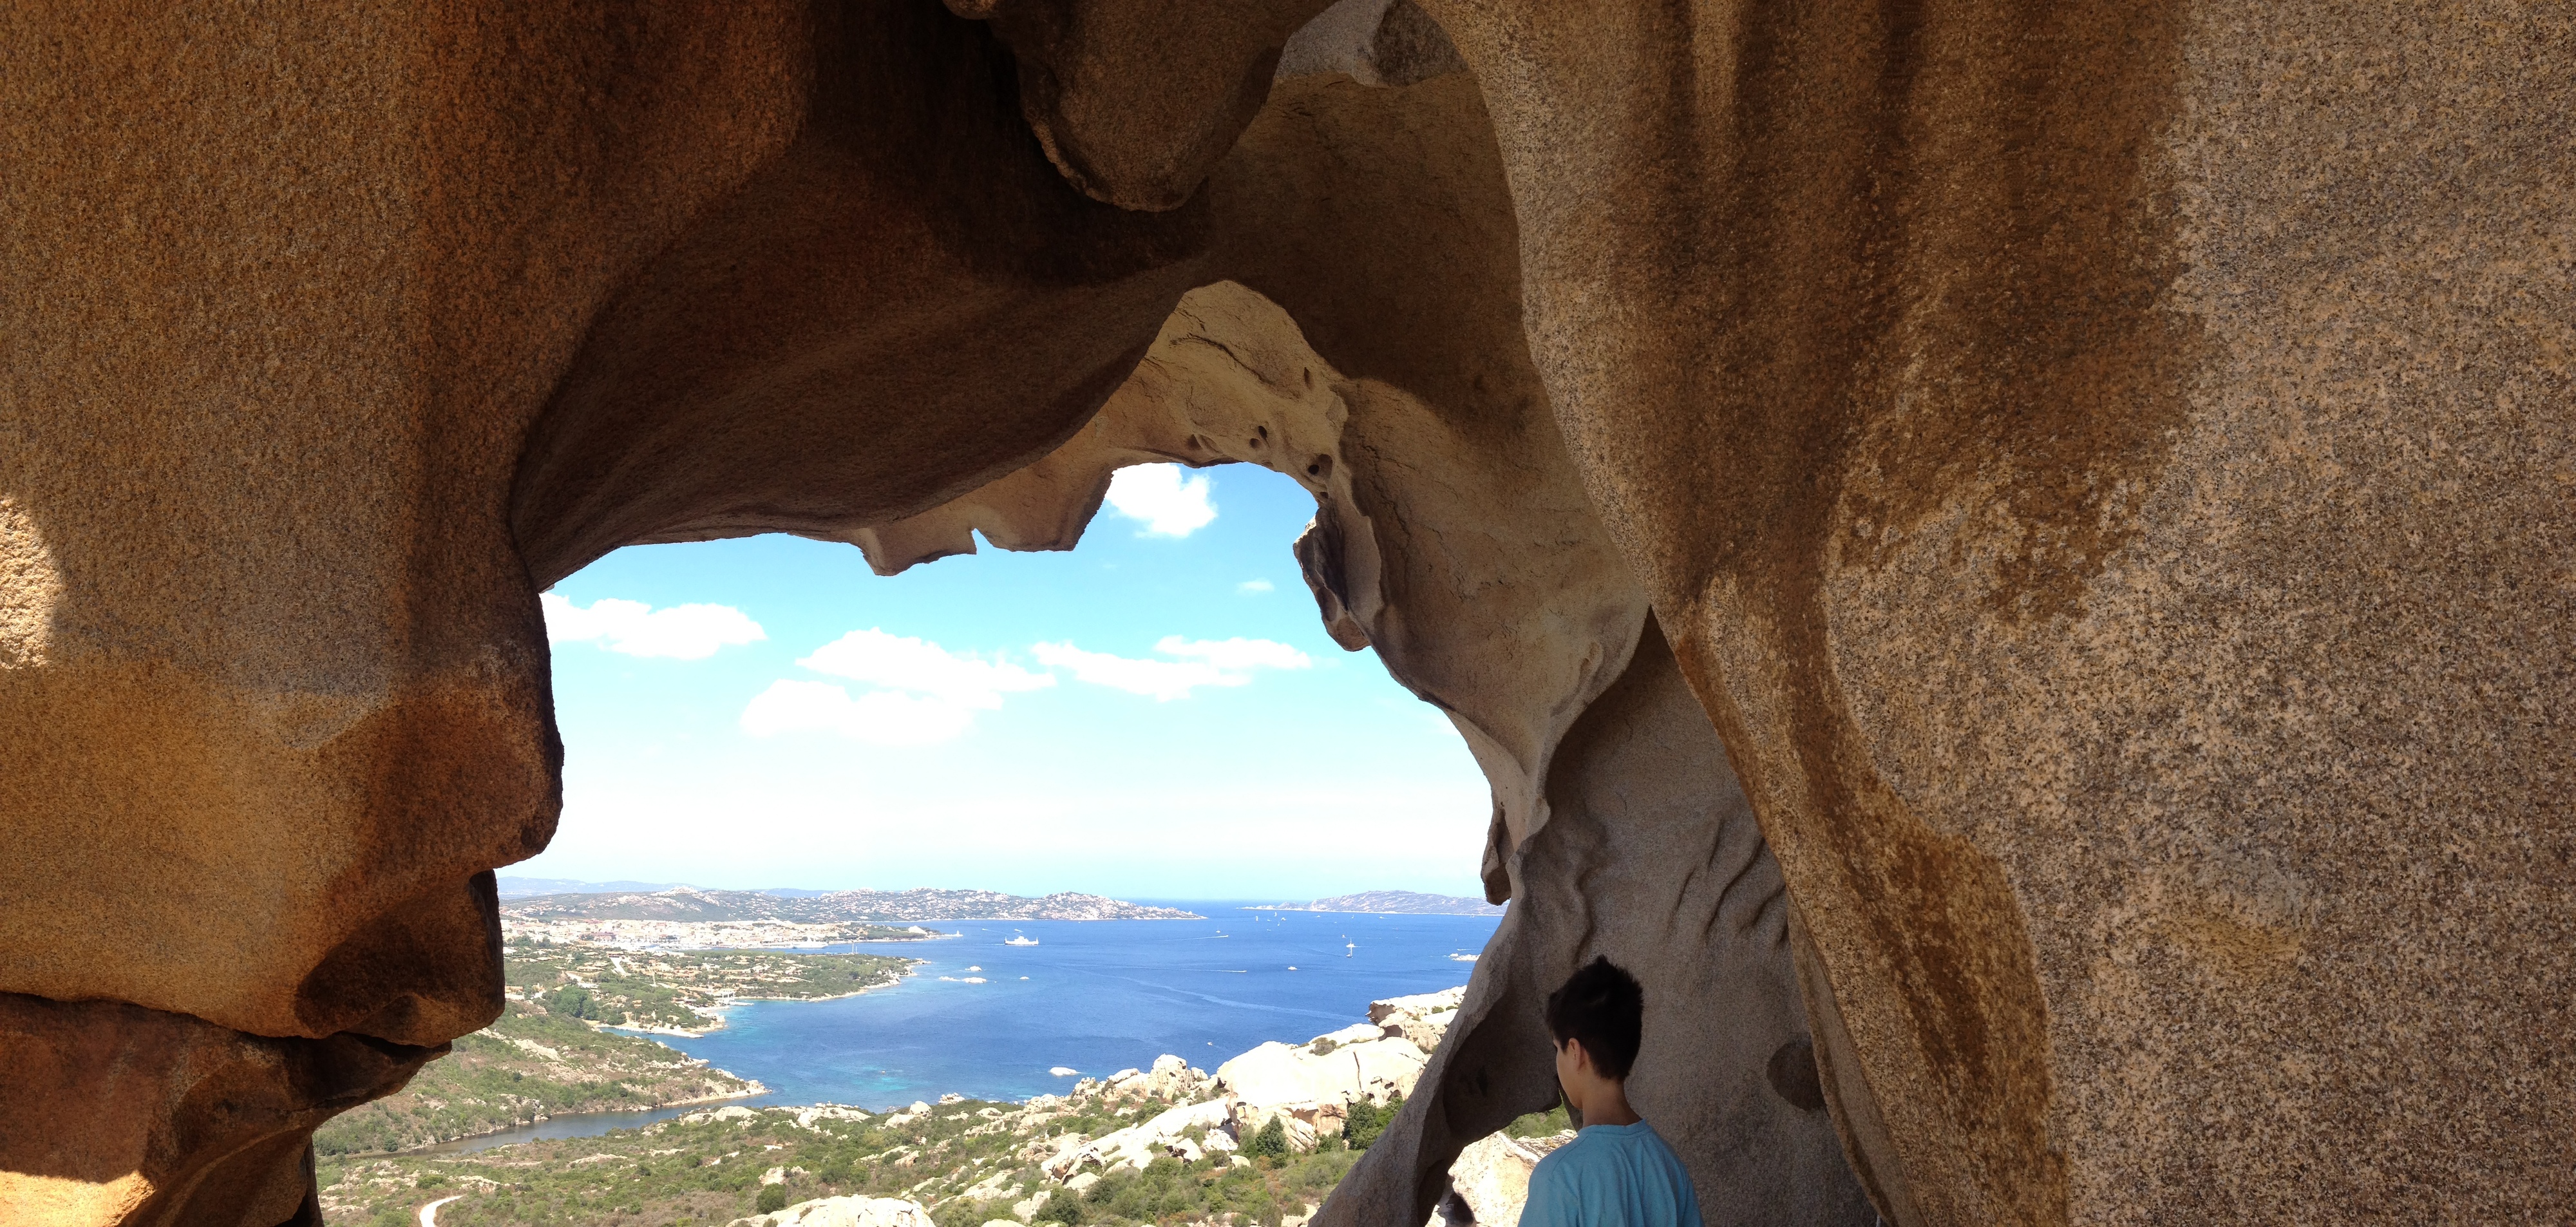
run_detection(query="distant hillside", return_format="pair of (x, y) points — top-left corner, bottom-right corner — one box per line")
(502, 886), (1203, 922)
(1250, 890), (1504, 916)
(498, 875), (690, 898)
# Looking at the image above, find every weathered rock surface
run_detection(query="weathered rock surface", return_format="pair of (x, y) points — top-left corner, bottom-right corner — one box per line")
(1095, 1054), (1212, 1104)
(1041, 1099), (1233, 1179)
(1214, 1033), (1425, 1114)
(1437, 1131), (1569, 1227)
(1368, 987), (1463, 1050)
(729, 1194), (934, 1227)
(1412, 1), (2576, 1221)
(6, 1), (2567, 1224)
(0, 993), (435, 1226)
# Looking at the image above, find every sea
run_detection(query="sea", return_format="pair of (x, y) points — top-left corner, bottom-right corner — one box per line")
(430, 903), (1499, 1154)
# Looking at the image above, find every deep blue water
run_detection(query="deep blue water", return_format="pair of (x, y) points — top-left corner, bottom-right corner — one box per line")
(636, 904), (1500, 1111)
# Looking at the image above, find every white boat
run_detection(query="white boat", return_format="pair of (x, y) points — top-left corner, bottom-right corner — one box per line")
(1004, 935), (1039, 947)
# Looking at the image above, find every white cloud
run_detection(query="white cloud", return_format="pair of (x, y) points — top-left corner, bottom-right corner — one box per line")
(542, 593), (765, 660)
(1032, 636), (1310, 701)
(797, 629), (1054, 709)
(1238, 578), (1275, 593)
(741, 680), (976, 746)
(1030, 643), (1231, 701)
(1104, 464), (1216, 537)
(743, 629), (1053, 745)
(1156, 636), (1312, 672)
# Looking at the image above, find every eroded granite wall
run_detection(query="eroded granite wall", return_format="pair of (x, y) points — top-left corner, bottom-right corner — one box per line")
(1416, 0), (2576, 1220)
(4, 0), (2567, 1223)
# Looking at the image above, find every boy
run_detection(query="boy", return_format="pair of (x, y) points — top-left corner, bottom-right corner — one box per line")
(1518, 956), (1703, 1227)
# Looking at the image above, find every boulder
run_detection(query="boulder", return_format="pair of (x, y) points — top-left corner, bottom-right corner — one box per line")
(1213, 1032), (1425, 1114)
(1367, 989), (1464, 1050)
(1441, 1132), (1569, 1227)
(1043, 1099), (1231, 1179)
(1098, 1054), (1211, 1103)
(730, 1195), (934, 1227)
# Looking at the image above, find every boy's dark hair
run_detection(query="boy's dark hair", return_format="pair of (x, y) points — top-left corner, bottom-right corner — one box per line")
(1544, 956), (1645, 1080)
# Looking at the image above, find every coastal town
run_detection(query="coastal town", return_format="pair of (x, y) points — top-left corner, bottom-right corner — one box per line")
(501, 887), (1205, 927)
(500, 915), (946, 950)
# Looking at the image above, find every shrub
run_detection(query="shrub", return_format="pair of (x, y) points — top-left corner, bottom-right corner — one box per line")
(1039, 1192), (1087, 1225)
(1244, 1117), (1290, 1161)
(1505, 1104), (1571, 1139)
(756, 1184), (790, 1214)
(1343, 1096), (1403, 1152)
(551, 986), (599, 1021)
(1310, 1038), (1339, 1056)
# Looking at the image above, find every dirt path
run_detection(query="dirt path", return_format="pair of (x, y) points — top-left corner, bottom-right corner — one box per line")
(419, 1194), (464, 1226)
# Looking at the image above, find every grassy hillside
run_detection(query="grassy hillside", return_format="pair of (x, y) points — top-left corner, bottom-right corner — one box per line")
(316, 942), (919, 1156)
(319, 1090), (1565, 1227)
(314, 1003), (761, 1157)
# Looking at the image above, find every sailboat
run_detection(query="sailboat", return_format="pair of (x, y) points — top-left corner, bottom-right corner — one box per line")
(1345, 939), (1356, 958)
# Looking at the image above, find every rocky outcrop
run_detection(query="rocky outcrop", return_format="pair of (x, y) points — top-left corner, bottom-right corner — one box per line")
(1095, 1054), (1213, 1105)
(1214, 1031), (1425, 1115)
(1437, 1132), (1570, 1227)
(729, 1194), (934, 1227)
(1367, 988), (1462, 1051)
(1040, 1099), (1233, 1179)
(6, 1), (2568, 1224)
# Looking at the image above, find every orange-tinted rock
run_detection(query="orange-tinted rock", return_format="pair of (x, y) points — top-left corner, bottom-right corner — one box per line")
(1425, 1), (2576, 1220)
(0, 992), (435, 1226)
(6, 1), (2568, 1224)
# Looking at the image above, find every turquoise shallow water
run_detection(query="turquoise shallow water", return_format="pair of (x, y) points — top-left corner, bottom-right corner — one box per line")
(639, 904), (1500, 1111)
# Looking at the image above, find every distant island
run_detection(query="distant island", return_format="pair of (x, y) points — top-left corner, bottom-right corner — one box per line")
(1248, 890), (1504, 916)
(502, 886), (1204, 925)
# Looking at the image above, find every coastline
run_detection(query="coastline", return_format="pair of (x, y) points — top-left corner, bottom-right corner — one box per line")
(595, 960), (922, 1038)
(390, 1078), (773, 1156)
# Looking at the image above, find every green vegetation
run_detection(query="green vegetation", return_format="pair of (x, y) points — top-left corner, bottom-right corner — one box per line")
(757, 1184), (790, 1213)
(316, 940), (914, 1156)
(313, 1002), (758, 1156)
(1241, 1118), (1289, 1161)
(319, 1092), (1433, 1227)
(1340, 1093), (1404, 1151)
(505, 938), (917, 1033)
(1504, 1102), (1571, 1139)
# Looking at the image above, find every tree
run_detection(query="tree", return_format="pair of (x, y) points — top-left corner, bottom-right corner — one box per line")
(552, 986), (598, 1020)
(1244, 1117), (1290, 1161)
(756, 1184), (790, 1214)
(1345, 1092), (1403, 1151)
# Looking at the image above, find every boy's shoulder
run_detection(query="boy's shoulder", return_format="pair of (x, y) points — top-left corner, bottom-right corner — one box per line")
(1522, 1123), (1701, 1227)
(1531, 1121), (1654, 1175)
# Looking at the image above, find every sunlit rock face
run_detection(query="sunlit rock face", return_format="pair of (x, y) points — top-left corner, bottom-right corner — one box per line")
(5, 0), (2570, 1224)
(1411, 1), (2576, 1221)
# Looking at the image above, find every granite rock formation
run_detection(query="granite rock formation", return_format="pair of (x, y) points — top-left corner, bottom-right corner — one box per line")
(3, 0), (2568, 1224)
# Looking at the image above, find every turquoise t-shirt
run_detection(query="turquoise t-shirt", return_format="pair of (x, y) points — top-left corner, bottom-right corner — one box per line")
(1517, 1121), (1703, 1227)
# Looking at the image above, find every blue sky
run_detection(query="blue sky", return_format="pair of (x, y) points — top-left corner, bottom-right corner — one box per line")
(513, 464), (1493, 900)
